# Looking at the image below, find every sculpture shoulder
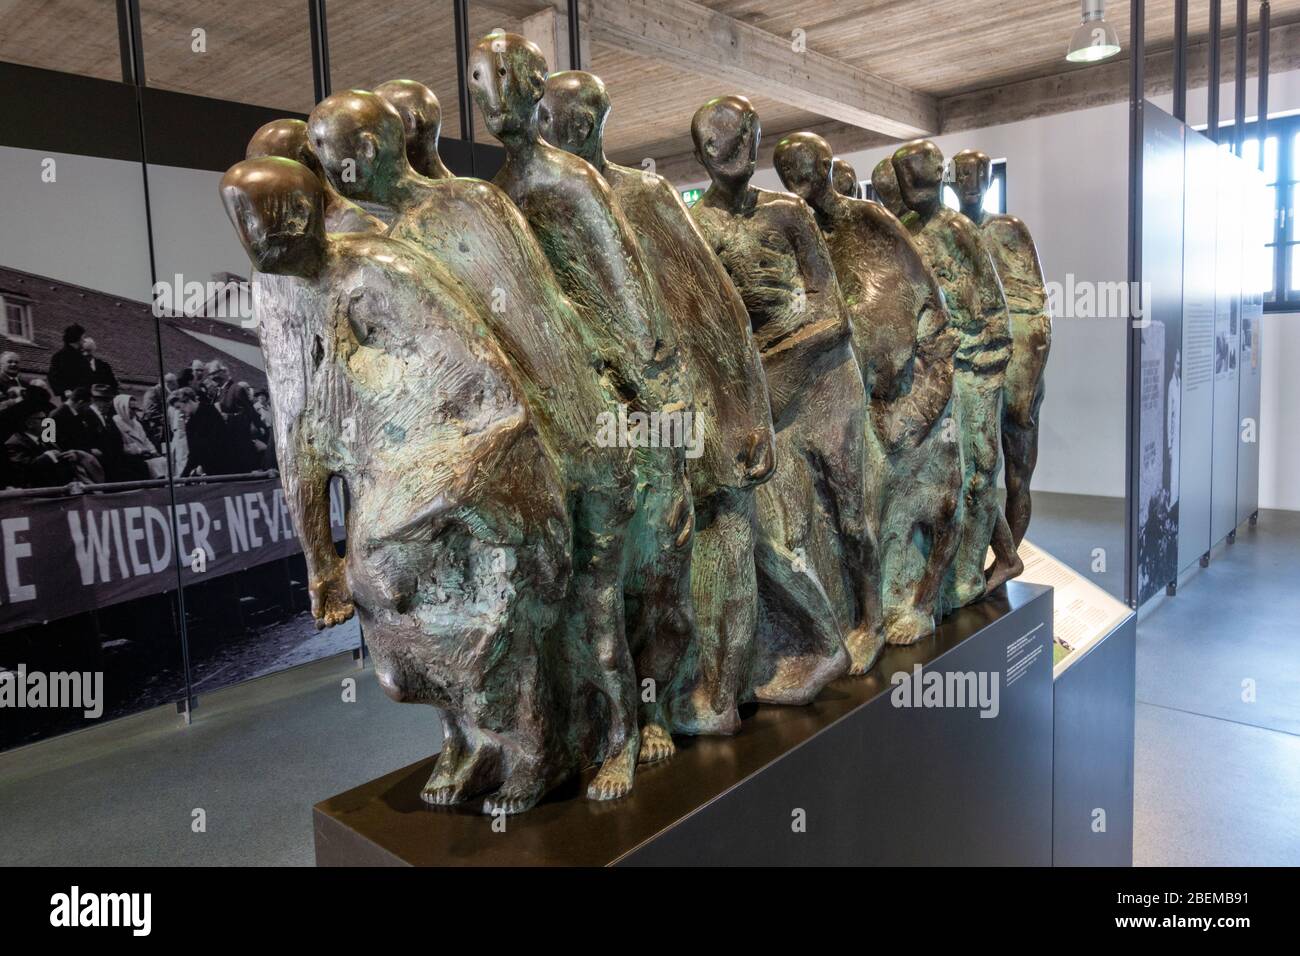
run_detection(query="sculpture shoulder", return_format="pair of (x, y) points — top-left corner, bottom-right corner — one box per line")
(983, 214), (1040, 253)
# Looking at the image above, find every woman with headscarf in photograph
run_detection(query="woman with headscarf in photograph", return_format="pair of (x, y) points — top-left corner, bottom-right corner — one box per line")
(112, 393), (159, 481)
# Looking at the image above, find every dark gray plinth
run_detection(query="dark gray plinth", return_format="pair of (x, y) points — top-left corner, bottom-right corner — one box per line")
(1051, 612), (1137, 866)
(314, 582), (1054, 866)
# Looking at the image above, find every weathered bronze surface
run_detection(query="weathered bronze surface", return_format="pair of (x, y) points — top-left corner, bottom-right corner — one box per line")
(223, 62), (1049, 822)
(466, 34), (702, 775)
(893, 139), (1022, 607)
(870, 156), (912, 222)
(952, 149), (1052, 546)
(831, 157), (861, 199)
(304, 88), (664, 809)
(374, 79), (455, 181)
(775, 131), (961, 647)
(688, 95), (862, 679)
(244, 118), (385, 234)
(221, 157), (597, 816)
(540, 70), (788, 734)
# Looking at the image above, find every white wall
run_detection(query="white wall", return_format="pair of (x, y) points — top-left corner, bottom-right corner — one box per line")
(679, 67), (1300, 509)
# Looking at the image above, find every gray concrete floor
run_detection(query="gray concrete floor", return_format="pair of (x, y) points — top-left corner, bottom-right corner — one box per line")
(0, 495), (1294, 866)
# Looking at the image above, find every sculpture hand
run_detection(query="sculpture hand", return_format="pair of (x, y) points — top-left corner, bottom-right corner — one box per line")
(309, 562), (355, 629)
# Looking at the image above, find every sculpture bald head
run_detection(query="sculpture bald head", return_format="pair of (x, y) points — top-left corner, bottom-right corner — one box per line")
(692, 95), (759, 186)
(892, 139), (945, 216)
(220, 157), (326, 279)
(538, 70), (609, 167)
(468, 32), (548, 139)
(307, 89), (409, 203)
(245, 118), (327, 179)
(773, 131), (835, 205)
(871, 157), (907, 217)
(951, 148), (992, 212)
(374, 79), (450, 180)
(832, 158), (860, 200)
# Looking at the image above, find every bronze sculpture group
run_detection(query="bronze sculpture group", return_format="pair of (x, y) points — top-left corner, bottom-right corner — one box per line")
(221, 32), (1051, 815)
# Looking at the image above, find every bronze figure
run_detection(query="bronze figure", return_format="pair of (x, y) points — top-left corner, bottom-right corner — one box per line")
(467, 33), (700, 774)
(540, 69), (781, 735)
(870, 156), (912, 222)
(244, 118), (385, 234)
(305, 89), (661, 806)
(689, 94), (862, 679)
(775, 131), (962, 646)
(952, 149), (1052, 545)
(892, 139), (1022, 606)
(831, 157), (861, 200)
(374, 79), (455, 181)
(221, 157), (602, 816)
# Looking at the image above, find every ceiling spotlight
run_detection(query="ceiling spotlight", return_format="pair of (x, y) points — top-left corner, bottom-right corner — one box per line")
(1066, 0), (1122, 63)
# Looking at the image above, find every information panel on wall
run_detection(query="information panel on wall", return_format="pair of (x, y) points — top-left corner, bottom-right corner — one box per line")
(1132, 103), (1267, 606)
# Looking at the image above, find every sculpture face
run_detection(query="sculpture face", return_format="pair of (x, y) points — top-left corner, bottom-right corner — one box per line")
(692, 95), (759, 187)
(871, 157), (908, 218)
(374, 78), (451, 180)
(467, 33), (547, 139)
(773, 132), (835, 204)
(219, 157), (325, 278)
(952, 148), (992, 216)
(538, 70), (609, 167)
(831, 158), (860, 199)
(892, 139), (945, 217)
(307, 90), (408, 202)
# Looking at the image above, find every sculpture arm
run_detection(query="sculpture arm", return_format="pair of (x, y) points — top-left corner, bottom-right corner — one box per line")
(756, 204), (852, 422)
(278, 417), (353, 629)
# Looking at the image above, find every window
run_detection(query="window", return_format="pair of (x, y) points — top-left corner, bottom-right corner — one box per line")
(0, 295), (34, 342)
(1224, 113), (1300, 312)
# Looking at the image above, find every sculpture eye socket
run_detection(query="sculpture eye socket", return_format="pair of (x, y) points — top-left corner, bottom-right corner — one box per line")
(472, 69), (480, 81)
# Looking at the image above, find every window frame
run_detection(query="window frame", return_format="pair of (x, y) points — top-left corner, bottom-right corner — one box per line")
(1223, 112), (1300, 314)
(0, 293), (34, 343)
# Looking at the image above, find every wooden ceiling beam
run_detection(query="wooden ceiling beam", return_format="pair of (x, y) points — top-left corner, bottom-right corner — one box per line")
(585, 0), (939, 139)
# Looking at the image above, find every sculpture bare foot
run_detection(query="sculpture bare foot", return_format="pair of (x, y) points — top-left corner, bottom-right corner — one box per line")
(884, 606), (935, 646)
(587, 744), (637, 801)
(671, 683), (742, 735)
(637, 723), (675, 764)
(420, 742), (495, 807)
(482, 767), (545, 816)
(984, 553), (1024, 592)
(951, 573), (986, 607)
(845, 625), (886, 675)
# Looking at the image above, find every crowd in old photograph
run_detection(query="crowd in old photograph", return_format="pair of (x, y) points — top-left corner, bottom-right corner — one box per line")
(1, 323), (275, 491)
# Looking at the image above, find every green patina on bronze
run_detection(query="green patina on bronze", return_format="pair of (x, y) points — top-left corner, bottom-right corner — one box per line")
(221, 157), (593, 817)
(952, 149), (1053, 546)
(540, 70), (787, 736)
(467, 32), (699, 795)
(775, 131), (961, 650)
(892, 139), (1023, 609)
(688, 95), (861, 685)
(306, 87), (662, 811)
(373, 79), (456, 182)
